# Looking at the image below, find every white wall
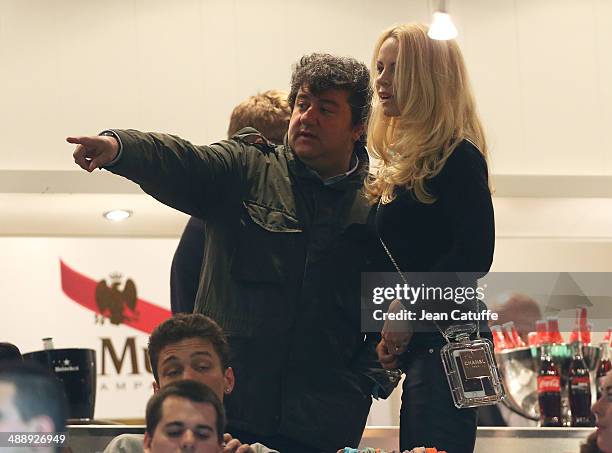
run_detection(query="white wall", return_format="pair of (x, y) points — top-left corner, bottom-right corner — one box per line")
(1, 0), (611, 175)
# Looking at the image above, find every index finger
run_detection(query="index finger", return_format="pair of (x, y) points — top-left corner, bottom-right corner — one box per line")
(223, 439), (241, 453)
(66, 136), (99, 146)
(379, 350), (396, 362)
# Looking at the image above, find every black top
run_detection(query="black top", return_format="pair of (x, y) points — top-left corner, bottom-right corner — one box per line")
(369, 139), (495, 347)
(373, 139), (494, 273)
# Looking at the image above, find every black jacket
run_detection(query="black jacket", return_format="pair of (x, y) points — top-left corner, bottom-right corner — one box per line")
(170, 216), (205, 314)
(107, 127), (391, 452)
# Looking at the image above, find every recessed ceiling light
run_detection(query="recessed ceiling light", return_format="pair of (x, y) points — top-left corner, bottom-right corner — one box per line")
(103, 209), (132, 222)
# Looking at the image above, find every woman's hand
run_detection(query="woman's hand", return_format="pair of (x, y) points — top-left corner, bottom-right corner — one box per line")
(380, 298), (413, 356)
(382, 329), (412, 355)
(376, 338), (400, 370)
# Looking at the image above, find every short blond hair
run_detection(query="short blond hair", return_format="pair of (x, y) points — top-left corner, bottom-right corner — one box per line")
(227, 90), (290, 144)
(365, 24), (489, 204)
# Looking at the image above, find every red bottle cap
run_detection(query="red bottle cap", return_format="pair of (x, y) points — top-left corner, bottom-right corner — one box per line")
(491, 325), (508, 352)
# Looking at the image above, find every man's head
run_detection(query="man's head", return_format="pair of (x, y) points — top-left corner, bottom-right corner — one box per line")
(148, 314), (234, 400)
(144, 380), (225, 453)
(0, 361), (68, 453)
(227, 90), (290, 145)
(490, 293), (542, 342)
(287, 53), (371, 179)
(0, 343), (22, 363)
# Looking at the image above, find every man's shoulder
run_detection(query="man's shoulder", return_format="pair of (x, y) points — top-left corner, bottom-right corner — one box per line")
(229, 127), (282, 154)
(102, 433), (144, 453)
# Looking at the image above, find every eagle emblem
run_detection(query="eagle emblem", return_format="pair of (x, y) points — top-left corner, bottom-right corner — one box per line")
(95, 272), (138, 325)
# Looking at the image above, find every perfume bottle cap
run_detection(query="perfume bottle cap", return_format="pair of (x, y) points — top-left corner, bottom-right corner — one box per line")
(445, 323), (477, 342)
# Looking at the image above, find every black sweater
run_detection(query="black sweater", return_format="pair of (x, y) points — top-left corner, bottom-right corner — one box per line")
(373, 139), (494, 273)
(369, 139), (495, 346)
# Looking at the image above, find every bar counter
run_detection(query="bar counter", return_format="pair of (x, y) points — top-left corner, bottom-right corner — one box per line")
(66, 425), (595, 453)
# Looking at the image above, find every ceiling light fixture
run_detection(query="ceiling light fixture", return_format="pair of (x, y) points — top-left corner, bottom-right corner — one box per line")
(103, 209), (132, 222)
(428, 0), (458, 41)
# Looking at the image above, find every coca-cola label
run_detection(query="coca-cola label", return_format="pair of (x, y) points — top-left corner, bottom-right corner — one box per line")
(570, 376), (590, 390)
(538, 375), (561, 393)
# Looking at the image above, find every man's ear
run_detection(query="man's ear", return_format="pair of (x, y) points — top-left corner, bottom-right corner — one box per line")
(152, 381), (159, 394)
(224, 367), (235, 395)
(352, 123), (364, 142)
(143, 431), (152, 452)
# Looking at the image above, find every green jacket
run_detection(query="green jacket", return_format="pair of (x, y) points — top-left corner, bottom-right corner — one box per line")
(107, 127), (392, 452)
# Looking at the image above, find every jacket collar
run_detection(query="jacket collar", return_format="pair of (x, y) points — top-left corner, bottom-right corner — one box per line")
(284, 140), (369, 190)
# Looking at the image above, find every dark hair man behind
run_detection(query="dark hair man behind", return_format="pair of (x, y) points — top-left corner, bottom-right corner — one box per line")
(144, 380), (225, 453)
(0, 361), (68, 453)
(70, 52), (390, 453)
(0, 343), (22, 362)
(170, 90), (291, 315)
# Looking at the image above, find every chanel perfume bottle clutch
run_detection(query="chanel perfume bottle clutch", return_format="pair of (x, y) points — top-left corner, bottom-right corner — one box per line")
(440, 324), (505, 408)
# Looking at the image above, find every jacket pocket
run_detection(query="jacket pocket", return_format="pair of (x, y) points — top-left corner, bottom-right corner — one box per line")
(230, 200), (303, 282)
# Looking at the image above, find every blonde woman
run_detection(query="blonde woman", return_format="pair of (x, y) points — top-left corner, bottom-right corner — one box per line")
(367, 24), (494, 453)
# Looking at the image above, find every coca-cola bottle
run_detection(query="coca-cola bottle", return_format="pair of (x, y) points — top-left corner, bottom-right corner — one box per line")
(491, 325), (509, 352)
(568, 340), (593, 427)
(547, 316), (564, 344)
(500, 323), (516, 349)
(585, 322), (592, 346)
(597, 342), (612, 400)
(604, 327), (612, 344)
(503, 321), (527, 348)
(527, 332), (538, 347)
(570, 306), (591, 345)
(537, 342), (562, 427)
(536, 319), (549, 346)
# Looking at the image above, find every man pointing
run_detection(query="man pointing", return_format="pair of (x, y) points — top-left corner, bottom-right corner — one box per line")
(69, 53), (392, 453)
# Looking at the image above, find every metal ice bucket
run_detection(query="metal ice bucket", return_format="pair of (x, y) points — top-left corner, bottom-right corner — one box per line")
(23, 348), (97, 422)
(495, 344), (601, 421)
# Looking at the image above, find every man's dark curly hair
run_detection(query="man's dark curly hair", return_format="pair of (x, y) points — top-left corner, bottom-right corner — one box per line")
(288, 53), (372, 127)
(148, 314), (230, 383)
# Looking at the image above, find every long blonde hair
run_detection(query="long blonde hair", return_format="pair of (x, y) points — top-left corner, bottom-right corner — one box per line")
(365, 23), (489, 204)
